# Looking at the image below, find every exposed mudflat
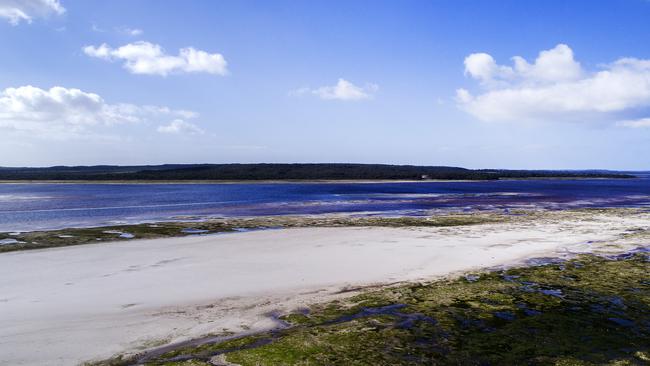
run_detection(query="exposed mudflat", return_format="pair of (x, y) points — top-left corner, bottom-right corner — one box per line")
(1, 209), (649, 365)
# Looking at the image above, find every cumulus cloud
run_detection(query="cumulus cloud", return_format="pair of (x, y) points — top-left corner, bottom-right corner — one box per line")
(292, 79), (378, 101)
(0, 85), (198, 138)
(83, 41), (228, 76)
(157, 119), (204, 135)
(463, 53), (514, 85)
(456, 44), (650, 123)
(464, 44), (582, 86)
(0, 0), (64, 25)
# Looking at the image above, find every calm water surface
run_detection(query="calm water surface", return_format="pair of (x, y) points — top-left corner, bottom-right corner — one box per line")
(1, 177), (649, 232)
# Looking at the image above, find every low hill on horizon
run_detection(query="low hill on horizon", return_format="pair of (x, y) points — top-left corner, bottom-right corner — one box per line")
(0, 164), (636, 181)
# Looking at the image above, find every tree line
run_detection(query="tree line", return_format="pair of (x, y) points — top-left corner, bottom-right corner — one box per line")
(0, 164), (634, 181)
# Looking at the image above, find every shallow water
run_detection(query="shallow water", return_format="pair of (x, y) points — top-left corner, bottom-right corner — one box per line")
(1, 177), (650, 231)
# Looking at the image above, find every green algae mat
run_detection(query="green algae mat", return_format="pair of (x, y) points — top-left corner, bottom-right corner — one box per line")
(108, 250), (650, 366)
(0, 213), (502, 253)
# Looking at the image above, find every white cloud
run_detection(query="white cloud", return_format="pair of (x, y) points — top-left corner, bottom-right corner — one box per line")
(157, 119), (204, 135)
(83, 41), (228, 76)
(617, 118), (650, 128)
(92, 25), (144, 36)
(117, 27), (143, 36)
(510, 44), (583, 83)
(0, 0), (64, 25)
(0, 85), (198, 138)
(464, 44), (582, 86)
(456, 44), (650, 123)
(292, 79), (378, 101)
(464, 53), (514, 85)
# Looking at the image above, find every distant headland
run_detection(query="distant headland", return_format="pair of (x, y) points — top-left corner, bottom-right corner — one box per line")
(0, 163), (636, 181)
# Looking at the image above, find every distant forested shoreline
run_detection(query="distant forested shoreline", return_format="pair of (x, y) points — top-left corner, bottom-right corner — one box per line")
(0, 164), (636, 181)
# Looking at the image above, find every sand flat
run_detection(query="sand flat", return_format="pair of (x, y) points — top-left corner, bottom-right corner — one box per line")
(1, 212), (649, 365)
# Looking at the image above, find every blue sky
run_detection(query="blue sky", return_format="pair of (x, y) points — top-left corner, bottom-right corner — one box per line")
(1, 0), (650, 169)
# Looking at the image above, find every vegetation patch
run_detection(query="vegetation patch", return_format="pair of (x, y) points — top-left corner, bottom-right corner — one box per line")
(131, 251), (650, 366)
(0, 212), (507, 253)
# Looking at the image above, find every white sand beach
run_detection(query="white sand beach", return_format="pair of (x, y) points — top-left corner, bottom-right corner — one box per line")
(1, 211), (648, 365)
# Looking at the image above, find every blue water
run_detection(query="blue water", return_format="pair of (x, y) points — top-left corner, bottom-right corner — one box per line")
(1, 177), (649, 232)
